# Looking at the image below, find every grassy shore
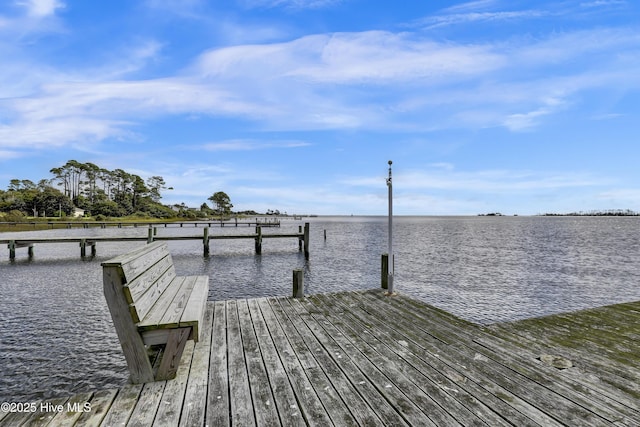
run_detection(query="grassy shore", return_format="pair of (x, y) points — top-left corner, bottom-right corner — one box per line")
(0, 215), (274, 233)
(0, 217), (185, 233)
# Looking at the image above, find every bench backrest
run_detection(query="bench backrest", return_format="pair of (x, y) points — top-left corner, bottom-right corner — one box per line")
(101, 242), (177, 323)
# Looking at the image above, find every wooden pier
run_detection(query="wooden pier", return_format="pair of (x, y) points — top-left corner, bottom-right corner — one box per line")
(0, 218), (282, 229)
(2, 290), (637, 426)
(1, 223), (310, 259)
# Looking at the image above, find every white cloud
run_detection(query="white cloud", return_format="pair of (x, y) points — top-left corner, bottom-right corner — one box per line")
(17, 0), (64, 17)
(2, 23), (640, 150)
(0, 150), (24, 160)
(421, 10), (547, 29)
(241, 0), (342, 10)
(196, 31), (504, 84)
(342, 168), (603, 193)
(202, 140), (311, 151)
(597, 188), (640, 205)
(442, 0), (498, 13)
(580, 0), (627, 8)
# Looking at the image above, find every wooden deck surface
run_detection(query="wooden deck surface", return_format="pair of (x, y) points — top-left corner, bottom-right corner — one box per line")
(2, 291), (638, 426)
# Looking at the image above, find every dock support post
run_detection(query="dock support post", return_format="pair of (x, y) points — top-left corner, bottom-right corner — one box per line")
(255, 226), (262, 254)
(8, 240), (35, 259)
(381, 254), (389, 289)
(147, 228), (154, 243)
(303, 222), (310, 259)
(298, 226), (303, 252)
(203, 227), (210, 256)
(293, 269), (304, 298)
(80, 239), (95, 257)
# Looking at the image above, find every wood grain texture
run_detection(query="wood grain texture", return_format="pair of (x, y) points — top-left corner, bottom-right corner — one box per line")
(13, 293), (640, 426)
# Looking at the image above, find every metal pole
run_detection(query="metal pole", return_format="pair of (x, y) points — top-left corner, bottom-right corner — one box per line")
(388, 162), (394, 293)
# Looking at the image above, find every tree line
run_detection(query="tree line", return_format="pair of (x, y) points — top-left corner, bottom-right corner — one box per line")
(0, 160), (290, 221)
(0, 160), (175, 219)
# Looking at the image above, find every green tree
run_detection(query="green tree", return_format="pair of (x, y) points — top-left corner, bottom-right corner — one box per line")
(146, 176), (166, 203)
(34, 185), (74, 217)
(208, 191), (233, 216)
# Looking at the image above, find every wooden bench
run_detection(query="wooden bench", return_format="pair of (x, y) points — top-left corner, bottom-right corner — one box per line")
(102, 242), (209, 383)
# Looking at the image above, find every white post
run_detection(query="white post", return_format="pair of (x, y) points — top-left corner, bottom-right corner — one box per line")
(386, 160), (394, 294)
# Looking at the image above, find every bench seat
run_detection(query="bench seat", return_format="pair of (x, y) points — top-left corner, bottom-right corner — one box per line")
(102, 242), (209, 383)
(138, 275), (209, 345)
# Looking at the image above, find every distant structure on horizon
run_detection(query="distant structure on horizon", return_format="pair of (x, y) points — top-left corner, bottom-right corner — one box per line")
(541, 209), (640, 216)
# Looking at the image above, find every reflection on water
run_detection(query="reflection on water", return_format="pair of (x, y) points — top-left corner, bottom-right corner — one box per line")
(1, 216), (640, 401)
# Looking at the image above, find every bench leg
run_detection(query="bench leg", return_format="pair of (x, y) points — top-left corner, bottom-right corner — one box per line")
(156, 327), (191, 381)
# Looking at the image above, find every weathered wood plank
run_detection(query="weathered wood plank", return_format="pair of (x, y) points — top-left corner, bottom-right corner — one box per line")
(24, 397), (70, 427)
(283, 297), (399, 427)
(126, 380), (167, 427)
(159, 277), (198, 328)
(179, 302), (213, 427)
(72, 389), (118, 427)
(296, 294), (448, 427)
(103, 264), (155, 384)
(226, 299), (257, 426)
(343, 292), (556, 427)
(180, 276), (210, 342)
(207, 301), (231, 427)
(99, 384), (144, 426)
(124, 254), (175, 304)
(46, 392), (93, 426)
(8, 291), (638, 426)
(137, 277), (185, 332)
(303, 294), (494, 427)
(247, 298), (306, 427)
(340, 294), (512, 427)
(269, 297), (360, 426)
(237, 299), (281, 427)
(156, 327), (191, 381)
(362, 291), (624, 426)
(153, 341), (194, 426)
(257, 298), (333, 427)
(0, 401), (43, 426)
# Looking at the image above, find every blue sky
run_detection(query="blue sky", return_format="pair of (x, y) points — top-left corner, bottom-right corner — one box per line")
(1, 0), (639, 215)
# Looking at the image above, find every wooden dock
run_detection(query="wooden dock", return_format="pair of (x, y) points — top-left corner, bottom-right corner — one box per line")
(1, 223), (310, 259)
(0, 219), (282, 229)
(1, 291), (638, 426)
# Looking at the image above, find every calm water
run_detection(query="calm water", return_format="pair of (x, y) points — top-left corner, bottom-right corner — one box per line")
(1, 216), (640, 402)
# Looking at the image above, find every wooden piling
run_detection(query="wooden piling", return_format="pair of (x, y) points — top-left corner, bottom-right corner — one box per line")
(147, 228), (154, 243)
(79, 239), (96, 257)
(203, 227), (210, 256)
(381, 253), (389, 289)
(298, 226), (303, 252)
(8, 240), (15, 259)
(292, 269), (304, 298)
(255, 226), (262, 254)
(303, 222), (310, 259)
(8, 240), (34, 259)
